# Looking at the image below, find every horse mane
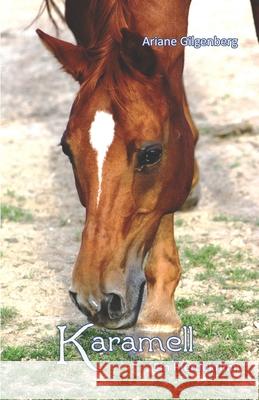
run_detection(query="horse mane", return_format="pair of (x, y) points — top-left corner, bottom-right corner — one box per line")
(79, 0), (131, 106)
(77, 0), (164, 112)
(38, 0), (161, 110)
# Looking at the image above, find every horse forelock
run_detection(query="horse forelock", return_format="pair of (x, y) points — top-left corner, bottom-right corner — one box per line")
(75, 0), (161, 112)
(79, 0), (128, 97)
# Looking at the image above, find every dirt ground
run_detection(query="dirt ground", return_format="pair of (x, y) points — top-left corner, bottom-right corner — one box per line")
(1, 0), (259, 357)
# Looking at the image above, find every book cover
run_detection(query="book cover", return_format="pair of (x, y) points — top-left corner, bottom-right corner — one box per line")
(1, 1), (258, 398)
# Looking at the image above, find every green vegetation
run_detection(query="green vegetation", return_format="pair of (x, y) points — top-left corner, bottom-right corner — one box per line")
(59, 217), (71, 227)
(183, 244), (221, 280)
(2, 346), (29, 361)
(1, 326), (132, 361)
(1, 306), (18, 326)
(18, 320), (31, 331)
(199, 340), (247, 360)
(199, 126), (211, 135)
(229, 162), (241, 169)
(74, 229), (81, 242)
(1, 204), (33, 223)
(225, 267), (259, 282)
(1, 237), (256, 363)
(177, 313), (247, 360)
(231, 299), (259, 313)
(176, 298), (193, 311)
(175, 217), (185, 227)
(1, 189), (32, 222)
(213, 213), (257, 225)
(1, 314), (249, 362)
(213, 214), (232, 222)
(195, 270), (217, 281)
(181, 313), (244, 340)
(183, 244), (221, 270)
(202, 295), (226, 312)
(176, 339), (247, 361)
(181, 242), (258, 284)
(5, 189), (25, 203)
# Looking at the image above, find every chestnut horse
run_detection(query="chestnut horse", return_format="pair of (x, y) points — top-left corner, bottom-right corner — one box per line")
(37, 0), (199, 332)
(37, 0), (259, 332)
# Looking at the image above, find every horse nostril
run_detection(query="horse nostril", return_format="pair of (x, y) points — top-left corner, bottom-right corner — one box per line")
(107, 293), (124, 320)
(69, 290), (78, 306)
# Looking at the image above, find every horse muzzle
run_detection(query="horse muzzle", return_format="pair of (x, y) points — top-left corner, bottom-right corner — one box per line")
(69, 281), (145, 329)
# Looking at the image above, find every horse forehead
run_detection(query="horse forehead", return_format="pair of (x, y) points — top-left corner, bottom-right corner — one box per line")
(89, 110), (115, 153)
(89, 110), (117, 205)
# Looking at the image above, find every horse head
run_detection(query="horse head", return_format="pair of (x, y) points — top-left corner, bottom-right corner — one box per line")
(37, 28), (194, 329)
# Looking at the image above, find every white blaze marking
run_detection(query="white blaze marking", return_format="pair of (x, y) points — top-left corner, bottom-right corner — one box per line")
(89, 111), (115, 206)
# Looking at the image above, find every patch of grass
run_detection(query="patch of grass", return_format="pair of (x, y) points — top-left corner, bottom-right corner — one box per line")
(213, 214), (231, 222)
(59, 217), (71, 227)
(193, 247), (257, 283)
(5, 189), (16, 198)
(181, 313), (207, 334)
(181, 313), (244, 340)
(175, 338), (247, 361)
(176, 235), (194, 248)
(199, 126), (212, 135)
(202, 295), (226, 312)
(174, 333), (247, 361)
(1, 204), (33, 223)
(201, 340), (247, 360)
(226, 267), (259, 282)
(1, 338), (62, 361)
(183, 244), (221, 271)
(1, 326), (133, 361)
(18, 320), (31, 330)
(221, 93), (231, 100)
(195, 270), (217, 281)
(176, 298), (193, 311)
(221, 283), (257, 291)
(178, 339), (247, 360)
(2, 320), (249, 362)
(74, 229), (81, 242)
(1, 306), (18, 326)
(22, 270), (36, 279)
(229, 162), (241, 169)
(1, 339), (74, 361)
(213, 213), (255, 225)
(231, 251), (245, 263)
(175, 218), (185, 227)
(65, 326), (133, 361)
(209, 320), (244, 341)
(195, 272), (205, 281)
(231, 299), (259, 313)
(5, 189), (25, 203)
(1, 346), (29, 360)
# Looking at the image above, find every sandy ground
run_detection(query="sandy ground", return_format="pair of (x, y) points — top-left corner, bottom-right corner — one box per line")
(1, 0), (259, 351)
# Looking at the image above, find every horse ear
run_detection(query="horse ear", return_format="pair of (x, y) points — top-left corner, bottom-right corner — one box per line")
(36, 29), (88, 83)
(120, 28), (157, 76)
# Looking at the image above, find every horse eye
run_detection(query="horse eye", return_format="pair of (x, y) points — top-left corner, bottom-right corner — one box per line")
(137, 145), (162, 171)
